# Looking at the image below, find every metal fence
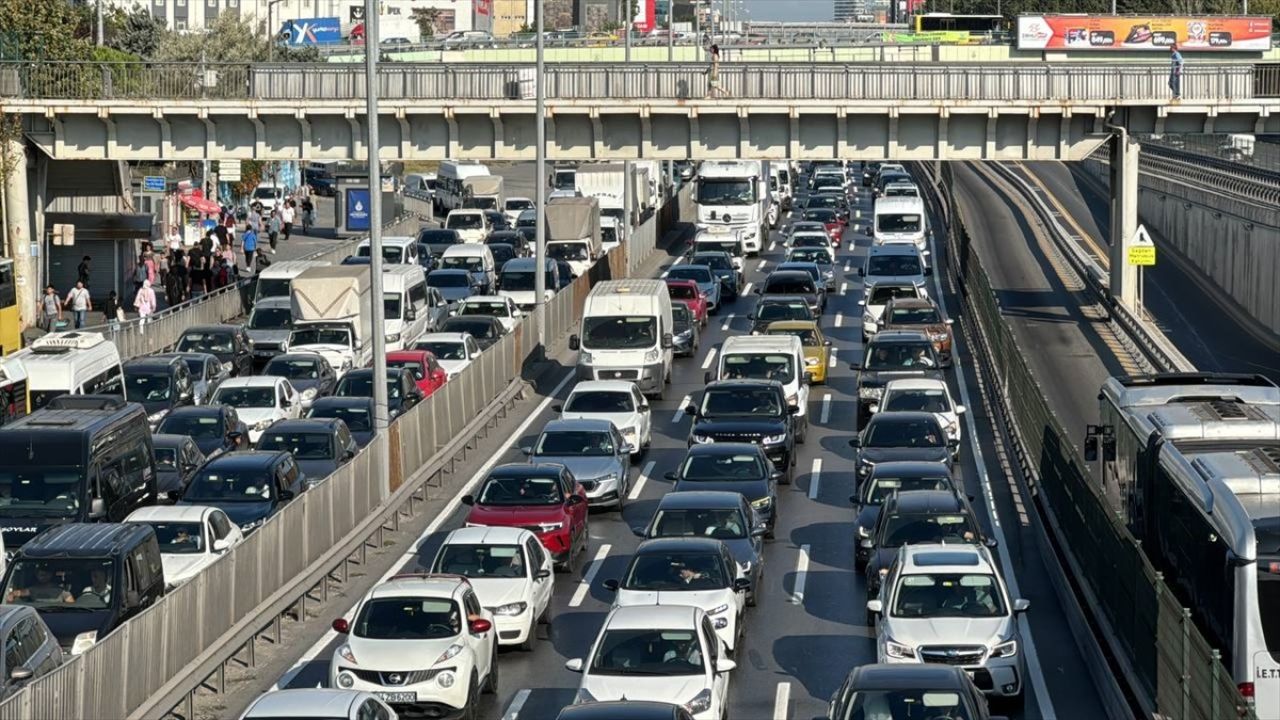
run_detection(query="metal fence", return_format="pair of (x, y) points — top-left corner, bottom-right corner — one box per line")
(0, 61), (1260, 102)
(935, 162), (1251, 720)
(0, 181), (691, 720)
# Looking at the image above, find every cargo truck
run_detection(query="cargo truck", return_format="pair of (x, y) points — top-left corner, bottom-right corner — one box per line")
(288, 266), (373, 374)
(462, 175), (505, 211)
(695, 160), (777, 256)
(575, 163), (652, 232)
(545, 196), (602, 278)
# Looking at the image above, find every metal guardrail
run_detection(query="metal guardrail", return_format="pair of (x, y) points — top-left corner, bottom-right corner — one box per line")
(0, 61), (1259, 102)
(1108, 142), (1280, 206)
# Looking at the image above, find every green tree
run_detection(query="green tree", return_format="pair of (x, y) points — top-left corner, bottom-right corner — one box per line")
(411, 7), (442, 38)
(153, 13), (317, 63)
(0, 0), (94, 61)
(113, 7), (164, 59)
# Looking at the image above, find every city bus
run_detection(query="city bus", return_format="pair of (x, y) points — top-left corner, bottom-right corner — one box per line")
(913, 13), (1003, 37)
(0, 258), (18, 355)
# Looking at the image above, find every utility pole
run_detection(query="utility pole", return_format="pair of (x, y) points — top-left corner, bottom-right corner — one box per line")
(96, 0), (104, 46)
(623, 0), (632, 62)
(363, 0), (391, 496)
(667, 0), (673, 61)
(534, 0), (547, 352)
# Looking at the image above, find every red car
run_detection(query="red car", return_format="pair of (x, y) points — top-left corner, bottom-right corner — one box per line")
(385, 350), (448, 398)
(804, 207), (845, 248)
(462, 463), (590, 571)
(665, 278), (708, 327)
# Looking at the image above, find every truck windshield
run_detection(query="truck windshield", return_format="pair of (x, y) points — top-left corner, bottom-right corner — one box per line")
(447, 214), (484, 230)
(290, 328), (352, 347)
(464, 197), (498, 210)
(553, 170), (576, 189)
(3, 558), (116, 609)
(249, 307), (292, 330)
(547, 243), (589, 261)
(582, 316), (657, 350)
(428, 273), (471, 288)
(601, 227), (617, 244)
(696, 240), (740, 255)
(697, 179), (755, 205)
(255, 278), (292, 299)
(0, 465), (83, 518)
(877, 214), (923, 233)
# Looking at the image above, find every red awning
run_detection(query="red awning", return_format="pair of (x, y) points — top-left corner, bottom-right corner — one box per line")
(180, 195), (219, 215)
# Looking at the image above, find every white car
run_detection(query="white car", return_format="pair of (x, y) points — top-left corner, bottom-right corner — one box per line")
(874, 378), (966, 453)
(859, 282), (925, 341)
(210, 376), (301, 444)
(444, 209), (490, 244)
(454, 296), (523, 333)
(331, 574), (497, 717)
(125, 505), (245, 590)
(429, 526), (554, 650)
(554, 380), (653, 457)
(504, 197), (534, 226)
(566, 604), (735, 720)
(603, 538), (749, 654)
(239, 689), (397, 720)
(787, 230), (835, 253)
(410, 333), (482, 380)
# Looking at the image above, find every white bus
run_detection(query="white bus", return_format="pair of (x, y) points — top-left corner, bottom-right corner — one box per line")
(10, 332), (124, 412)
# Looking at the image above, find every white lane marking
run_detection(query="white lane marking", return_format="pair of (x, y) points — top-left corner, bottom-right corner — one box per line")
(742, 282), (754, 296)
(756, 260), (768, 272)
(926, 215), (1057, 717)
(768, 240), (778, 251)
(502, 689), (531, 720)
(839, 281), (848, 296)
(720, 313), (735, 331)
(672, 394), (692, 424)
(844, 260), (852, 272)
(820, 393), (832, 424)
(808, 458), (823, 500)
(835, 312), (843, 327)
(569, 543), (612, 608)
(790, 544), (810, 605)
(828, 347), (838, 368)
(273, 370), (578, 690)
(660, 270), (669, 278)
(630, 461), (655, 500)
(701, 347), (718, 370)
(773, 682), (791, 720)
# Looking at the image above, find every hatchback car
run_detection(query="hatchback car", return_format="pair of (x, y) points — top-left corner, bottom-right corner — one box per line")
(640, 491), (766, 607)
(426, 269), (481, 305)
(763, 321), (830, 385)
(385, 350), (448, 398)
(666, 264), (722, 312)
(178, 450), (307, 533)
(784, 246), (837, 290)
(554, 380), (653, 458)
(863, 490), (988, 600)
(852, 331), (946, 422)
(749, 297), (814, 336)
(152, 351), (228, 405)
(306, 397), (375, 448)
(666, 278), (708, 327)
(685, 251), (742, 301)
(438, 316), (506, 350)
(255, 418), (359, 479)
(667, 443), (781, 539)
(860, 281), (926, 341)
(828, 664), (1009, 720)
(454, 296), (522, 333)
(672, 303), (700, 358)
(851, 461), (956, 570)
(462, 464), (589, 571)
(876, 378), (965, 454)
(175, 324), (254, 377)
(210, 377), (302, 444)
(244, 296), (294, 365)
(238, 690), (396, 720)
(124, 505), (244, 589)
(880, 297), (954, 366)
(155, 405), (250, 458)
(151, 433), (208, 501)
(524, 419), (632, 510)
(261, 353), (338, 410)
(335, 368), (424, 420)
(758, 270), (825, 315)
(0, 605), (63, 699)
(412, 333), (483, 379)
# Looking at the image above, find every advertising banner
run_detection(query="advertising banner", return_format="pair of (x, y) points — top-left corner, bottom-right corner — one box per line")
(346, 188), (371, 232)
(632, 0), (656, 33)
(280, 17), (343, 46)
(475, 0), (491, 16)
(1017, 15), (1272, 52)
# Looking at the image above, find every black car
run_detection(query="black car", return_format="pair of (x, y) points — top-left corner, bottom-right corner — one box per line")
(750, 297), (815, 335)
(640, 490), (766, 606)
(802, 192), (848, 220)
(485, 230), (529, 256)
(758, 269), (825, 315)
(175, 324), (254, 377)
(851, 330), (945, 422)
(850, 411), (956, 482)
(155, 405), (250, 458)
(686, 251), (741, 301)
(554, 260), (575, 290)
(254, 418), (358, 480)
(262, 353), (338, 408)
(416, 227), (464, 258)
(178, 450), (307, 533)
(439, 315), (506, 350)
(484, 210), (511, 231)
(875, 171), (913, 198)
(306, 397), (376, 448)
(152, 352), (229, 405)
(850, 461), (955, 570)
(556, 701), (695, 720)
(686, 380), (798, 481)
(862, 161), (881, 187)
(666, 443), (781, 538)
(829, 664), (1008, 720)
(333, 368), (424, 419)
(863, 489), (988, 599)
(487, 243), (518, 273)
(151, 433), (207, 501)
(121, 356), (195, 428)
(671, 303), (699, 357)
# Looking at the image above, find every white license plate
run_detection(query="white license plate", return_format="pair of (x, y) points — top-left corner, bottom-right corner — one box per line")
(375, 692), (417, 704)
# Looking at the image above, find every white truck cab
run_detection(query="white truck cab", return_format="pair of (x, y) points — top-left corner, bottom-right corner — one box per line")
(445, 209), (491, 244)
(695, 160), (777, 256)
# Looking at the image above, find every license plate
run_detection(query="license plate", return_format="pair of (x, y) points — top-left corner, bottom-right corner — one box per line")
(375, 692), (417, 703)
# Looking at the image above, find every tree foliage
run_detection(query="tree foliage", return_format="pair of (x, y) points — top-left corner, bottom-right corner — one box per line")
(0, 0), (94, 61)
(153, 13), (318, 63)
(411, 7), (442, 38)
(114, 7), (164, 59)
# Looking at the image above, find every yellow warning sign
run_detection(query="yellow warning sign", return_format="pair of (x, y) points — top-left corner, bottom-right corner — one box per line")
(1127, 246), (1156, 266)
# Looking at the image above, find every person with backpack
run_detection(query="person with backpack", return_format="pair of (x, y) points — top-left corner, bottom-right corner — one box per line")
(242, 226), (258, 273)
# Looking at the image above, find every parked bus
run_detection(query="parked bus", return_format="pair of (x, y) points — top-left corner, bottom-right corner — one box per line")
(0, 258), (18, 355)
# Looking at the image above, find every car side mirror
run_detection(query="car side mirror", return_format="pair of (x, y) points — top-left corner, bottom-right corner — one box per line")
(661, 333), (674, 350)
(1084, 435), (1099, 462)
(849, 363), (861, 370)
(733, 577), (751, 592)
(685, 405), (698, 416)
(848, 438), (861, 448)
(535, 568), (551, 580)
(89, 498), (107, 520)
(984, 537), (1000, 549)
(866, 599), (883, 615)
(823, 340), (832, 346)
(751, 525), (767, 537)
(868, 404), (879, 414)
(212, 538), (232, 552)
(857, 268), (865, 277)
(715, 658), (737, 674)
(947, 438), (959, 451)
(461, 494), (475, 506)
(603, 579), (619, 592)
(857, 299), (866, 307)
(787, 404), (800, 415)
(802, 372), (813, 385)
(8, 667), (33, 682)
(565, 658), (584, 673)
(849, 494), (859, 505)
(569, 335), (580, 350)
(924, 266), (934, 276)
(1014, 598), (1031, 613)
(944, 318), (954, 325)
(769, 470), (784, 481)
(469, 618), (493, 634)
(521, 446), (533, 456)
(753, 287), (761, 295)
(566, 495), (584, 506)
(663, 470), (678, 481)
(279, 489), (295, 501)
(551, 404), (563, 413)
(343, 449), (356, 460)
(955, 405), (966, 415)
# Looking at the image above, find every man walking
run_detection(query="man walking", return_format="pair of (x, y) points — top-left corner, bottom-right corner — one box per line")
(280, 200), (295, 243)
(1169, 44), (1183, 100)
(76, 255), (91, 287)
(38, 285), (63, 332)
(64, 281), (92, 330)
(242, 225), (258, 272)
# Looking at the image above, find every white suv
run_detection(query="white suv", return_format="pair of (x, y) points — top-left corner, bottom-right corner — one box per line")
(867, 544), (1030, 703)
(330, 574), (498, 717)
(429, 526), (555, 651)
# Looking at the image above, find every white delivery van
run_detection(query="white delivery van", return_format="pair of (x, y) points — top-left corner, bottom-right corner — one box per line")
(714, 335), (810, 431)
(439, 244), (497, 295)
(254, 260), (332, 302)
(12, 331), (124, 412)
(570, 280), (674, 399)
(382, 264), (430, 351)
(436, 161), (491, 213)
(445, 209), (491, 244)
(872, 195), (929, 255)
(356, 236), (421, 266)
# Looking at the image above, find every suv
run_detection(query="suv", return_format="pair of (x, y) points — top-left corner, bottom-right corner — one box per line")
(178, 451), (307, 533)
(828, 664), (1010, 720)
(686, 380), (798, 481)
(175, 324), (254, 377)
(749, 297), (814, 335)
(463, 464), (590, 571)
(757, 270), (825, 315)
(330, 574), (498, 717)
(879, 297), (954, 366)
(859, 244), (930, 295)
(851, 462), (957, 570)
(860, 280), (925, 342)
(122, 356), (195, 429)
(852, 330), (945, 423)
(255, 417), (358, 479)
(867, 544), (1030, 704)
(863, 490), (988, 600)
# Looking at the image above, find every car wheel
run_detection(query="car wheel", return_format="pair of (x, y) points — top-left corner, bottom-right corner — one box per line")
(797, 419), (807, 444)
(615, 480), (627, 511)
(483, 648), (499, 693)
(462, 677), (479, 720)
(765, 523), (776, 541)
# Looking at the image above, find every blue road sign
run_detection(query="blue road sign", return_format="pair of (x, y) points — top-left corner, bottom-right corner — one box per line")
(142, 176), (166, 192)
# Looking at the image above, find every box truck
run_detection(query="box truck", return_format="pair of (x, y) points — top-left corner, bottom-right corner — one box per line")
(288, 266), (373, 373)
(545, 197), (602, 278)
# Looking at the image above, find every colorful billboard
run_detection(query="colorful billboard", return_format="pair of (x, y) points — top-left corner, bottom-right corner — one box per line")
(280, 17), (343, 46)
(632, 0), (656, 33)
(1017, 15), (1273, 52)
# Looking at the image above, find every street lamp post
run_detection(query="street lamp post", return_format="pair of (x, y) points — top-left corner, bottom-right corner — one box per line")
(534, 0), (547, 352)
(667, 0), (673, 61)
(362, 0), (391, 496)
(268, 0), (287, 61)
(623, 0), (632, 62)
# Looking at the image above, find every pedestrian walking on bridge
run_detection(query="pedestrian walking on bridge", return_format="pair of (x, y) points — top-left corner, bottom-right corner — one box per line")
(1169, 44), (1183, 100)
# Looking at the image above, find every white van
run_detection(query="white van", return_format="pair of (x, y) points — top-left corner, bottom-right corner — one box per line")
(12, 331), (124, 412)
(445, 209), (491, 244)
(714, 335), (810, 430)
(357, 236), (421, 266)
(570, 280), (674, 399)
(439, 244), (497, 295)
(254, 260), (332, 301)
(498, 257), (558, 311)
(436, 161), (491, 213)
(382, 265), (430, 351)
(251, 183), (283, 212)
(872, 195), (929, 254)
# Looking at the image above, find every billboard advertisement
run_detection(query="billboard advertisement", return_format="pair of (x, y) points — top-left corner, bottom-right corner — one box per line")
(345, 189), (371, 232)
(633, 0), (655, 33)
(1017, 15), (1273, 52)
(279, 17), (343, 46)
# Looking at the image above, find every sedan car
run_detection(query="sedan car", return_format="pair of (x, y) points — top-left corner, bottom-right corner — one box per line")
(667, 443), (781, 539)
(863, 490), (988, 600)
(879, 296), (954, 366)
(828, 664), (1008, 720)
(757, 269), (825, 315)
(666, 264), (722, 312)
(261, 353), (338, 410)
(417, 227), (464, 259)
(385, 350), (448, 398)
(155, 405), (250, 458)
(685, 251), (741, 301)
(849, 411), (956, 483)
(305, 397), (375, 448)
(640, 491), (766, 607)
(525, 419), (632, 509)
(799, 207), (845, 246)
(852, 330), (946, 422)
(749, 297), (814, 336)
(334, 368), (424, 420)
(124, 505), (244, 589)
(666, 278), (708, 327)
(763, 321), (830, 385)
(255, 418), (359, 479)
(784, 246), (837, 290)
(463, 463), (589, 571)
(178, 450), (307, 533)
(850, 461), (956, 570)
(152, 351), (229, 405)
(210, 376), (302, 444)
(439, 315), (506, 350)
(151, 433), (207, 501)
(175, 324), (254, 377)
(412, 332), (482, 379)
(672, 303), (700, 358)
(876, 378), (965, 454)
(555, 380), (653, 457)
(427, 268), (481, 306)
(454, 295), (523, 332)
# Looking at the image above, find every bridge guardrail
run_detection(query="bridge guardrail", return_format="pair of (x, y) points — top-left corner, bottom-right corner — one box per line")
(0, 182), (692, 720)
(0, 61), (1258, 102)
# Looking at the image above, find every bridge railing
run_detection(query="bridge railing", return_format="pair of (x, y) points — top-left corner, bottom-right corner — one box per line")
(0, 61), (1260, 102)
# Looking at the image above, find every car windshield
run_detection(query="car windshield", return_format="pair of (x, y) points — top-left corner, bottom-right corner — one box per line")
(672, 305), (693, 327)
(893, 573), (1006, 618)
(842, 690), (973, 720)
(793, 247), (835, 265)
(668, 284), (698, 301)
(601, 227), (617, 244)
(888, 306), (941, 324)
(668, 267), (712, 285)
(756, 302), (812, 324)
(154, 447), (180, 469)
(354, 597), (461, 640)
(791, 235), (829, 249)
(212, 386), (276, 408)
(264, 357), (322, 380)
(428, 273), (471, 288)
(477, 475), (563, 506)
(414, 341), (466, 360)
(866, 476), (954, 504)
(2, 559), (115, 609)
(387, 360), (426, 380)
(652, 509), (747, 540)
(252, 188), (278, 200)
(248, 307), (292, 330)
(123, 372), (173, 403)
(185, 467), (278, 503)
(565, 391), (633, 413)
(441, 256), (485, 272)
(489, 245), (516, 264)
(145, 521), (206, 555)
(764, 275), (815, 294)
(307, 405), (371, 431)
(443, 319), (496, 338)
(884, 389), (952, 414)
(695, 240), (740, 255)
(337, 375), (402, 400)
(257, 432), (334, 459)
(357, 245), (407, 263)
(877, 213), (923, 234)
(157, 414), (224, 439)
(289, 328), (351, 346)
(434, 544), (526, 579)
(700, 387), (782, 417)
(865, 342), (936, 370)
(536, 430), (615, 457)
(680, 453), (765, 481)
(692, 254), (732, 270)
(804, 209), (838, 223)
(507, 199), (534, 211)
(697, 179), (754, 205)
(767, 327), (820, 347)
(882, 512), (978, 547)
(865, 418), (945, 447)
(867, 255), (922, 277)
(446, 213), (484, 230)
(547, 243), (589, 261)
(582, 316), (656, 350)
(0, 465), (84, 519)
(418, 230), (461, 246)
(459, 301), (510, 318)
(807, 195), (841, 209)
(177, 331), (234, 355)
(722, 353), (795, 384)
(624, 552), (727, 591)
(591, 629), (705, 676)
(178, 357), (207, 377)
(870, 285), (919, 305)
(499, 270), (537, 291)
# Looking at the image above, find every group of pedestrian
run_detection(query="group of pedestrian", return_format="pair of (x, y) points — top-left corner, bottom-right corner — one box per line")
(37, 256), (97, 331)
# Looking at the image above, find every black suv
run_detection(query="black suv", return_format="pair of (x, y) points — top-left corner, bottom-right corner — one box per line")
(686, 380), (798, 482)
(750, 296), (814, 335)
(829, 664), (1009, 720)
(666, 443), (782, 539)
(175, 324), (254, 377)
(850, 461), (956, 570)
(757, 269), (825, 315)
(849, 411), (956, 482)
(851, 330), (944, 423)
(121, 356), (195, 428)
(863, 489), (989, 600)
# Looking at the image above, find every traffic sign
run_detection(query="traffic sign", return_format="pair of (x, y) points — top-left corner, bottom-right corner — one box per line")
(219, 161), (241, 182)
(1127, 224), (1156, 266)
(142, 176), (166, 193)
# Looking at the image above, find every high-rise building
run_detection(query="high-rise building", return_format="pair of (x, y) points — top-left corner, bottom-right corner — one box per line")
(833, 0), (868, 23)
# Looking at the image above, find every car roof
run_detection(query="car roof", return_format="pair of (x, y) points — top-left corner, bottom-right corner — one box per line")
(429, 269), (471, 277)
(488, 462), (565, 478)
(264, 418), (342, 433)
(417, 333), (470, 343)
(764, 320), (819, 332)
(124, 356), (182, 371)
(217, 376), (282, 388)
(868, 410), (943, 425)
(126, 505), (216, 523)
(154, 351), (220, 363)
(867, 243), (920, 257)
(664, 278), (699, 287)
(542, 418), (616, 433)
(885, 297), (937, 310)
(686, 442), (761, 456)
(443, 525), (536, 546)
(19, 523), (154, 558)
(309, 396), (374, 410)
(869, 330), (933, 344)
(900, 544), (994, 574)
(635, 536), (725, 554)
(868, 461), (953, 478)
(705, 379), (784, 391)
(656, 490), (746, 510)
(167, 405), (228, 418)
(151, 433), (196, 449)
(203, 450), (288, 470)
(186, 324), (241, 333)
(369, 574), (468, 600)
(766, 269), (814, 280)
(253, 296), (293, 309)
(244, 689), (367, 717)
(556, 701), (681, 720)
(605, 603), (700, 630)
(568, 380), (637, 393)
(885, 490), (966, 513)
(884, 378), (948, 392)
(848, 664), (968, 690)
(268, 353), (325, 364)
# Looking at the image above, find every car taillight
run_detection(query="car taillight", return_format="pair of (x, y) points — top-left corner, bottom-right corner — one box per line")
(1238, 682), (1255, 700)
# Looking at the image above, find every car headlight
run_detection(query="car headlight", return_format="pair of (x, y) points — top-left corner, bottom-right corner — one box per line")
(859, 386), (883, 400)
(579, 350), (593, 364)
(762, 433), (786, 445)
(147, 410), (169, 424)
(786, 393), (799, 407)
(691, 434), (714, 444)
(751, 497), (773, 510)
(338, 643), (358, 665)
(858, 458), (876, 476)
(707, 603), (730, 616)
(991, 639), (1018, 658)
(885, 640), (916, 660)
(221, 362), (233, 373)
(437, 670), (456, 688)
(577, 687), (598, 704)
(597, 473), (619, 486)
(737, 560), (752, 574)
(685, 688), (714, 714)
(620, 427), (638, 441)
(713, 617), (729, 629)
(643, 348), (660, 363)
(863, 314), (876, 326)
(435, 642), (464, 665)
(241, 518), (265, 532)
(538, 521), (565, 533)
(71, 631), (98, 655)
(491, 602), (529, 616)
(253, 419), (273, 431)
(931, 331), (949, 342)
(676, 329), (693, 341)
(301, 387), (317, 400)
(385, 333), (401, 342)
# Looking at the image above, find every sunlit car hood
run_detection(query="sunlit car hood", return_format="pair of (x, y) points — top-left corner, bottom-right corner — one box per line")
(345, 635), (464, 671)
(531, 456), (622, 482)
(580, 673), (710, 706)
(885, 616), (1013, 650)
(468, 577), (528, 608)
(162, 553), (215, 586)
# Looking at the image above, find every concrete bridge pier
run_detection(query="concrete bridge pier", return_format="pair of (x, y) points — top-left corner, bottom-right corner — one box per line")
(3, 137), (35, 331)
(1109, 132), (1140, 312)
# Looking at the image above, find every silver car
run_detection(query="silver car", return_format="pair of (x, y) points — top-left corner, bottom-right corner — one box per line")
(524, 418), (632, 510)
(245, 296), (294, 363)
(0, 606), (63, 699)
